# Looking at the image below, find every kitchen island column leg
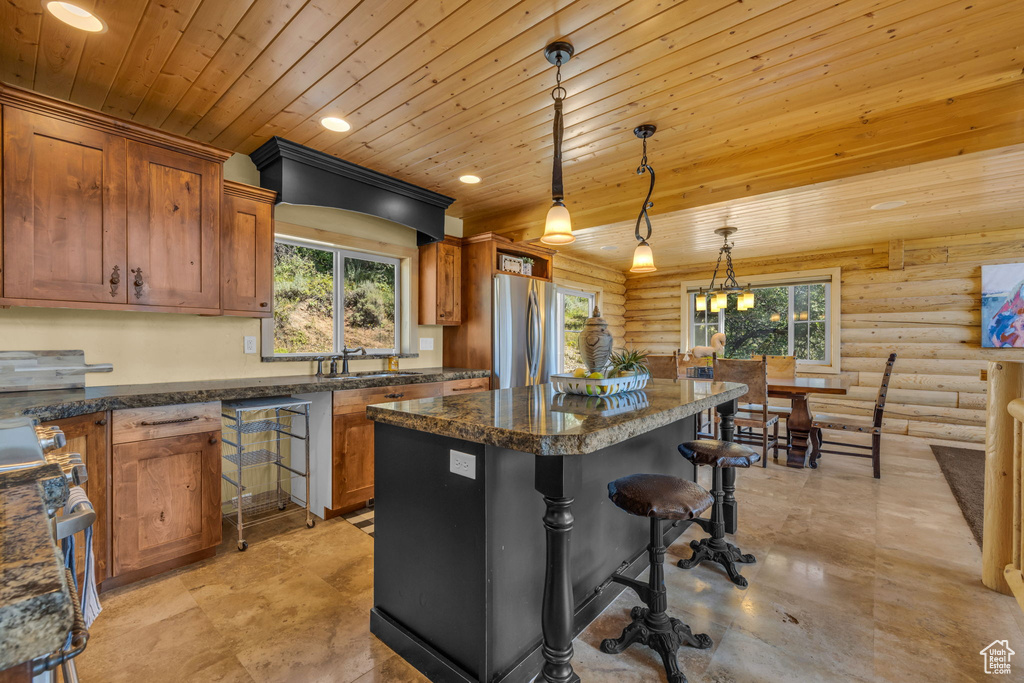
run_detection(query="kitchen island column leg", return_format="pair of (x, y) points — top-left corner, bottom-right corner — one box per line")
(536, 456), (583, 683)
(716, 399), (739, 534)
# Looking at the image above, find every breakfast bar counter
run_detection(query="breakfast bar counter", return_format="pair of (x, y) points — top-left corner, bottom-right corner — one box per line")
(366, 379), (746, 683)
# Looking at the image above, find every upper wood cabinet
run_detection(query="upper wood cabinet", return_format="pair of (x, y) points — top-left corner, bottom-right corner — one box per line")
(2, 107), (127, 304)
(222, 181), (276, 316)
(419, 235), (461, 325)
(0, 84), (232, 314)
(126, 141), (221, 310)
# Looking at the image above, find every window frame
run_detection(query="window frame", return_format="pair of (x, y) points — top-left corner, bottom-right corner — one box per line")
(271, 236), (402, 356)
(555, 286), (596, 373)
(680, 267), (841, 373)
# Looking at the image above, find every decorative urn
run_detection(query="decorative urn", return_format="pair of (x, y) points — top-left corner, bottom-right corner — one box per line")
(579, 306), (614, 373)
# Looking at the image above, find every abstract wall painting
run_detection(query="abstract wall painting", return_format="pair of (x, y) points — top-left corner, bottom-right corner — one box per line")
(982, 264), (1024, 348)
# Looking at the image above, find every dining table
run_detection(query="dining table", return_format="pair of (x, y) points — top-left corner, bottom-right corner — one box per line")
(686, 370), (850, 469)
(765, 376), (849, 468)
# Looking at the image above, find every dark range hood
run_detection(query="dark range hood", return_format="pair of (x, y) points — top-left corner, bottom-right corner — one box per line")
(250, 137), (455, 245)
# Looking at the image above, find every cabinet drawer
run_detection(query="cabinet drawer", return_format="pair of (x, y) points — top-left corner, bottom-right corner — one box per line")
(442, 377), (490, 395)
(333, 382), (442, 414)
(112, 402), (221, 444)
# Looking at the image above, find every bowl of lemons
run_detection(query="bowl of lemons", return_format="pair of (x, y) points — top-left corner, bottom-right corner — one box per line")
(549, 364), (650, 397)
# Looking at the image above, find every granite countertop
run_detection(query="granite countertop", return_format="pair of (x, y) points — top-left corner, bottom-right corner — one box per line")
(0, 468), (74, 670)
(0, 366), (488, 669)
(366, 378), (747, 455)
(0, 367), (490, 422)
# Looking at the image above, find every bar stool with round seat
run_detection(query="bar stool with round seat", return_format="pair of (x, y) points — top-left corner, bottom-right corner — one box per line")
(601, 473), (715, 683)
(676, 440), (760, 587)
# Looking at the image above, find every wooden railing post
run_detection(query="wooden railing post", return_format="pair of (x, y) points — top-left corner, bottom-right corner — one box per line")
(983, 361), (1024, 595)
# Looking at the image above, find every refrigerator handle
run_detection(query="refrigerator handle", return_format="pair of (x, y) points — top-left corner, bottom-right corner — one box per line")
(526, 283), (542, 385)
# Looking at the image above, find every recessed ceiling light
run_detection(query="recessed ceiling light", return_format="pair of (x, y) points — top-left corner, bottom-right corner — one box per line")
(870, 200), (907, 210)
(459, 175), (481, 184)
(320, 116), (351, 132)
(44, 1), (107, 32)
(600, 245), (619, 251)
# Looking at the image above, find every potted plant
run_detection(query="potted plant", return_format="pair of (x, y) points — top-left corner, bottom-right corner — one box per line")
(609, 347), (651, 378)
(521, 256), (534, 276)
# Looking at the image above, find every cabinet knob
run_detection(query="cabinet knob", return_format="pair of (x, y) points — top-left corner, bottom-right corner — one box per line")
(439, 313), (445, 318)
(209, 436), (219, 445)
(95, 418), (107, 426)
(260, 302), (268, 307)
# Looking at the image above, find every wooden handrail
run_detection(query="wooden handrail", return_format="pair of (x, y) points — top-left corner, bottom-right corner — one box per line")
(1008, 398), (1024, 423)
(987, 365), (1024, 614)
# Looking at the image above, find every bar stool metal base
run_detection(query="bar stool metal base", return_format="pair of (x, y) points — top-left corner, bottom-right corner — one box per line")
(677, 466), (756, 587)
(601, 606), (711, 683)
(600, 517), (711, 683)
(677, 536), (756, 588)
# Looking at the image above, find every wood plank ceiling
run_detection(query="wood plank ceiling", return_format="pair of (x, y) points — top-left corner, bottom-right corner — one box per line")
(2, 0), (1022, 246)
(557, 143), (1024, 270)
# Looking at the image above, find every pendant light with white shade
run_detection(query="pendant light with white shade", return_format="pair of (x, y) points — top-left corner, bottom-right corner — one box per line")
(540, 42), (575, 245)
(629, 124), (658, 273)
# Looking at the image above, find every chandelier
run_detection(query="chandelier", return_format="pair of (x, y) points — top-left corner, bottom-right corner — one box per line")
(695, 227), (754, 313)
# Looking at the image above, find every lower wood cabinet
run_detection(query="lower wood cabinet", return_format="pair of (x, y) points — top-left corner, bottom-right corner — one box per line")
(331, 381), (446, 515)
(41, 411), (110, 586)
(110, 403), (222, 581)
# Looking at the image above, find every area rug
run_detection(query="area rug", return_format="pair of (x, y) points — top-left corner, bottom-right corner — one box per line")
(930, 445), (985, 545)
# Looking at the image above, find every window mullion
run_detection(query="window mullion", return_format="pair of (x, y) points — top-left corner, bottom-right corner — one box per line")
(336, 252), (344, 354)
(787, 285), (795, 356)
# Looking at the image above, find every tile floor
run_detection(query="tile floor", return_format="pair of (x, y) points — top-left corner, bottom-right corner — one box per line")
(76, 435), (1022, 682)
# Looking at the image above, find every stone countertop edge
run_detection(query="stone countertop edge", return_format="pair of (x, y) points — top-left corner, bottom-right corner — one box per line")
(0, 479), (74, 670)
(260, 352), (419, 362)
(0, 367), (490, 423)
(366, 384), (747, 456)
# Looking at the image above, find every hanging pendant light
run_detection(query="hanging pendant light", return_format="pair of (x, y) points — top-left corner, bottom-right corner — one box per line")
(629, 124), (658, 273)
(540, 42), (575, 245)
(695, 293), (707, 312)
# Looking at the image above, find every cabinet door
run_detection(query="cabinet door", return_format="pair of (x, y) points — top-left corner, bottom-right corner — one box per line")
(126, 141), (220, 309)
(332, 412), (375, 511)
(42, 412), (110, 585)
(2, 107), (127, 303)
(222, 186), (273, 314)
(437, 238), (461, 324)
(112, 430), (221, 575)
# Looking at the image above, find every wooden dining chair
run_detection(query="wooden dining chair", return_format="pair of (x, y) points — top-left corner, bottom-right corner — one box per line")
(648, 351), (716, 438)
(711, 355), (780, 465)
(809, 353), (897, 478)
(750, 354), (797, 443)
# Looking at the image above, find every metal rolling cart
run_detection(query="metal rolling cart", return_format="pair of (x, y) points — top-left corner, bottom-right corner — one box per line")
(221, 396), (314, 551)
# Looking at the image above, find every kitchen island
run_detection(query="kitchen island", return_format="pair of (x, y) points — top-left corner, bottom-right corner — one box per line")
(366, 378), (746, 683)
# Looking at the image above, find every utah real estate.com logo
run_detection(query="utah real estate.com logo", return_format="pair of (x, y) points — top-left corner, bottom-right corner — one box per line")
(980, 640), (1015, 675)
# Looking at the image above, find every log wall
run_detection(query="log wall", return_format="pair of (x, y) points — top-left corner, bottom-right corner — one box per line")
(552, 254), (626, 349)
(624, 227), (1024, 444)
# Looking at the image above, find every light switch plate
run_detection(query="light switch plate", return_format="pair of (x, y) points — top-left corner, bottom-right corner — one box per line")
(243, 336), (259, 354)
(419, 337), (434, 351)
(449, 450), (476, 479)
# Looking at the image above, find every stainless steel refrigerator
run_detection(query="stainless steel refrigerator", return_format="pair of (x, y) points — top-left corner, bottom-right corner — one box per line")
(492, 273), (558, 389)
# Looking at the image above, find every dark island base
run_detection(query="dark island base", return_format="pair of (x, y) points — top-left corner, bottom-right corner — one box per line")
(371, 417), (698, 683)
